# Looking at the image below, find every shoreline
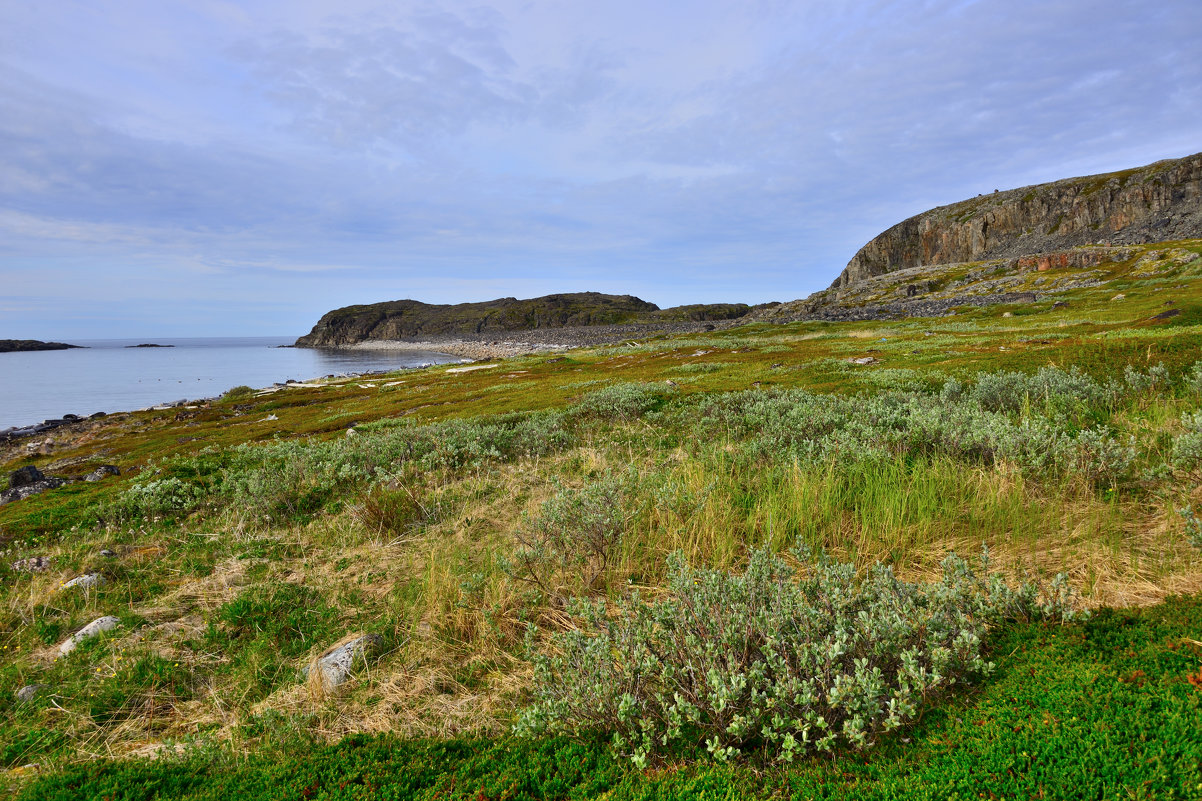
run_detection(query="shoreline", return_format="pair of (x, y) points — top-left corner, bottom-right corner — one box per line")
(341, 339), (561, 360)
(0, 354), (465, 443)
(302, 318), (748, 360)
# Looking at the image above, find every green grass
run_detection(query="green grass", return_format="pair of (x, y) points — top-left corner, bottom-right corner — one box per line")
(14, 595), (1201, 800)
(2, 240), (1202, 794)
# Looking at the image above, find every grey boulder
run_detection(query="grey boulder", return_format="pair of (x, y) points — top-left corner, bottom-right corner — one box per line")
(61, 573), (106, 591)
(11, 555), (51, 572)
(85, 465), (120, 482)
(303, 634), (384, 688)
(58, 615), (122, 657)
(9, 465), (45, 488)
(16, 684), (47, 703)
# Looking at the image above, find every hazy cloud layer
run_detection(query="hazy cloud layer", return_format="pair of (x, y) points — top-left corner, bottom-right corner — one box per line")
(1, 0), (1199, 337)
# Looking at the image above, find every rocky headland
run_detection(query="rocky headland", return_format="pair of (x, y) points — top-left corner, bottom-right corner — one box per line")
(295, 154), (1202, 347)
(830, 151), (1202, 289)
(294, 292), (763, 353)
(0, 339), (84, 353)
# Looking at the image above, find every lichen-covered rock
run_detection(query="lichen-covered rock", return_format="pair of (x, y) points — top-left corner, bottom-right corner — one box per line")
(11, 555), (51, 572)
(303, 634), (384, 688)
(61, 573), (106, 591)
(85, 465), (120, 482)
(832, 151), (1202, 289)
(58, 615), (121, 657)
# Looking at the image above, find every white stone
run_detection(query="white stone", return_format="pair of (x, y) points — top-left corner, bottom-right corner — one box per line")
(58, 616), (121, 657)
(304, 634), (383, 688)
(61, 573), (105, 591)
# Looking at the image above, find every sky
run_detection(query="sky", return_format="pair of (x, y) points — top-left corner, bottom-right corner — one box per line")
(1, 0), (1200, 339)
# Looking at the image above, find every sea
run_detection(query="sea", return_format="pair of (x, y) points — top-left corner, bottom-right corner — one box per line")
(0, 337), (461, 430)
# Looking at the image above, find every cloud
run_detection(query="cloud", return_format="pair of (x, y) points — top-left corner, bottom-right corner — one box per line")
(1, 0), (1200, 338)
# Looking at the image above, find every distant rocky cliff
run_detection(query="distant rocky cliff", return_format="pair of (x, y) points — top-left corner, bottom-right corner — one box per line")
(831, 151), (1202, 289)
(294, 292), (753, 348)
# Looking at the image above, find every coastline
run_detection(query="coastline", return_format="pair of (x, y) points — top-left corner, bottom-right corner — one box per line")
(344, 338), (561, 360)
(0, 339), (462, 436)
(305, 318), (747, 360)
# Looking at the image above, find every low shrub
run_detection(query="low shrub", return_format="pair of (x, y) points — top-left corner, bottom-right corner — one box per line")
(221, 385), (257, 401)
(208, 583), (342, 698)
(518, 548), (1078, 766)
(212, 584), (340, 660)
(1172, 410), (1202, 472)
(1179, 506), (1202, 550)
(105, 477), (206, 521)
(503, 470), (644, 599)
(573, 383), (671, 421)
(665, 362), (730, 375)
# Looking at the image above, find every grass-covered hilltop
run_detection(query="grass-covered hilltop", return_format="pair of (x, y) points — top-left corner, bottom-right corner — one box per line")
(4, 156), (1202, 800)
(293, 292), (762, 351)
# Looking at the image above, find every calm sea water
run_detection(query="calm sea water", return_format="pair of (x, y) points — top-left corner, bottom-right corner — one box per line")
(0, 337), (461, 430)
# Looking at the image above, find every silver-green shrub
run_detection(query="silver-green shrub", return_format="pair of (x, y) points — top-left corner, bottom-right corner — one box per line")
(219, 411), (572, 517)
(969, 366), (1108, 421)
(504, 470), (643, 600)
(684, 385), (1132, 483)
(1179, 506), (1202, 550)
(110, 476), (206, 520)
(1171, 410), (1202, 472)
(518, 548), (1078, 766)
(573, 383), (671, 421)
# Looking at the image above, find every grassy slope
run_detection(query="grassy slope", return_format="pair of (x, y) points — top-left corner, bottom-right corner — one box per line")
(2, 240), (1202, 797)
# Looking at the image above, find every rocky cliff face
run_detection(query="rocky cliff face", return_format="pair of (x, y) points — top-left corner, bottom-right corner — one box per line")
(832, 152), (1202, 289)
(294, 292), (753, 348)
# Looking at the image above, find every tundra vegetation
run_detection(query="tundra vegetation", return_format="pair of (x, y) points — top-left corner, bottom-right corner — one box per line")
(2, 240), (1202, 799)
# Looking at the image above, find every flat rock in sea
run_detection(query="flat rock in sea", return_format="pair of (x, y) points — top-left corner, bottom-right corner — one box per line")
(1, 415), (89, 443)
(303, 634), (384, 688)
(58, 616), (122, 657)
(125, 343), (175, 348)
(0, 339), (84, 353)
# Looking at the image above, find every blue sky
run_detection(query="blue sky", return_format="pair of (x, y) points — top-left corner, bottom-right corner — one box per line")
(1, 0), (1199, 338)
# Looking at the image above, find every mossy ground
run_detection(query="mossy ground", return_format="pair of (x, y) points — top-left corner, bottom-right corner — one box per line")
(2, 240), (1202, 797)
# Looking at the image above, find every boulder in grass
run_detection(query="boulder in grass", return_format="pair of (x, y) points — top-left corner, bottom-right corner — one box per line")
(16, 684), (47, 704)
(58, 615), (121, 657)
(61, 573), (106, 591)
(303, 634), (384, 688)
(12, 555), (51, 572)
(9, 465), (45, 488)
(85, 465), (120, 482)
(1, 465), (68, 505)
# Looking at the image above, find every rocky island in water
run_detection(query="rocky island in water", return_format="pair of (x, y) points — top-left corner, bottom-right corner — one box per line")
(0, 339), (84, 353)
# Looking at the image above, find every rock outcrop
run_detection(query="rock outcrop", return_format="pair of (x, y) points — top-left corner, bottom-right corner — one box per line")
(295, 293), (754, 348)
(1, 465), (68, 506)
(832, 151), (1202, 289)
